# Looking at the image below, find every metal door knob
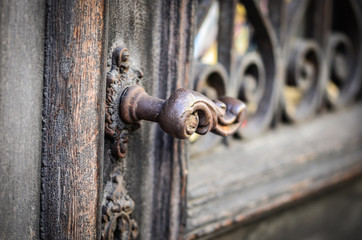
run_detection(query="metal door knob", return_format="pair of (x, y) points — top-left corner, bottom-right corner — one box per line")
(120, 84), (247, 139)
(105, 46), (247, 158)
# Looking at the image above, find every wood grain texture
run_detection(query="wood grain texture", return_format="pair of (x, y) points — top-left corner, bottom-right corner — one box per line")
(153, 2), (194, 239)
(41, 0), (107, 239)
(186, 104), (362, 239)
(207, 177), (362, 240)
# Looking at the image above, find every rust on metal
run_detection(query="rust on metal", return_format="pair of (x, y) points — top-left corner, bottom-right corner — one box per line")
(106, 46), (247, 158)
(101, 169), (139, 240)
(120, 84), (247, 139)
(105, 47), (142, 158)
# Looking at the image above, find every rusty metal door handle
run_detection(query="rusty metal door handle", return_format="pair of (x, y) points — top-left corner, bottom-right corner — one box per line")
(120, 85), (246, 139)
(105, 47), (246, 158)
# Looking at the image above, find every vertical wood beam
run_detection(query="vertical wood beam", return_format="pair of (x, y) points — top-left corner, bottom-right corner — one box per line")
(106, 0), (194, 238)
(153, 1), (194, 239)
(41, 0), (107, 239)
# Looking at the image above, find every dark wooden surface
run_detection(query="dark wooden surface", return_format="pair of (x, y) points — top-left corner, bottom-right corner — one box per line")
(0, 0), (45, 239)
(41, 0), (107, 239)
(186, 104), (362, 239)
(106, 0), (195, 239)
(208, 177), (362, 240)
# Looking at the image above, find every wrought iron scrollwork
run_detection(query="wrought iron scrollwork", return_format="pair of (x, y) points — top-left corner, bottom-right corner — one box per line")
(325, 0), (362, 108)
(190, 62), (229, 153)
(284, 39), (322, 121)
(235, 52), (265, 111)
(233, 51), (269, 137)
(191, 0), (362, 154)
(326, 32), (358, 107)
(236, 0), (279, 137)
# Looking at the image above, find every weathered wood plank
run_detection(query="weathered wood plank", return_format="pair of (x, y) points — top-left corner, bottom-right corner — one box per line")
(153, 1), (194, 239)
(207, 177), (362, 240)
(41, 0), (107, 239)
(0, 0), (45, 239)
(186, 104), (362, 239)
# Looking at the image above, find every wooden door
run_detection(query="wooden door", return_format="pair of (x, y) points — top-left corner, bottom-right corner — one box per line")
(1, 0), (194, 239)
(37, 0), (195, 239)
(1, 0), (362, 240)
